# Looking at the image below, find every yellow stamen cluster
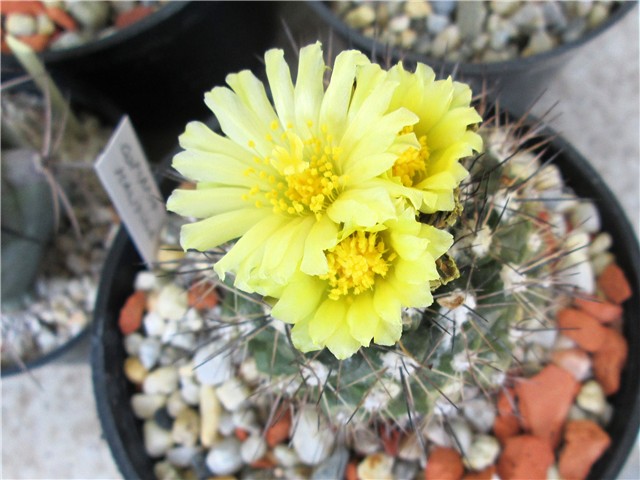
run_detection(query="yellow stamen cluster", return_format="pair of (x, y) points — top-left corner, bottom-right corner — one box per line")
(244, 127), (342, 217)
(393, 135), (429, 187)
(321, 231), (396, 300)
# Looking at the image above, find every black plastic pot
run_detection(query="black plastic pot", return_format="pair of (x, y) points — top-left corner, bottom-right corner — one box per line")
(91, 118), (639, 479)
(307, 1), (637, 113)
(1, 78), (122, 377)
(1, 2), (279, 161)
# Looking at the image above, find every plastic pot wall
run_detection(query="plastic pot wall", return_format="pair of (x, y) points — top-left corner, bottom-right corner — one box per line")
(307, 1), (637, 113)
(91, 121), (640, 479)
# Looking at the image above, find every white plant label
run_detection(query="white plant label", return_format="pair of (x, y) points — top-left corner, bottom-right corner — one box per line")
(95, 116), (166, 266)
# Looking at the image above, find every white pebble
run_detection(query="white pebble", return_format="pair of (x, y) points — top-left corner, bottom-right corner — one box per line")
(138, 337), (162, 370)
(358, 453), (394, 479)
(166, 446), (201, 469)
(167, 390), (188, 418)
(36, 13), (56, 35)
(193, 342), (233, 386)
(6, 13), (37, 36)
(216, 378), (250, 412)
(344, 4), (376, 28)
(172, 408), (201, 447)
(398, 432), (424, 462)
(463, 397), (497, 433)
(431, 25), (461, 58)
(205, 438), (243, 476)
(389, 14), (410, 33)
(143, 420), (173, 458)
(200, 385), (222, 447)
(131, 393), (167, 420)
(464, 435), (501, 471)
(143, 366), (179, 395)
(66, 0), (110, 29)
(232, 408), (260, 434)
(292, 407), (335, 465)
(588, 232), (613, 256)
(577, 380), (608, 416)
(570, 202), (601, 234)
(273, 445), (301, 468)
(124, 332), (144, 356)
(155, 284), (188, 321)
(241, 434), (268, 464)
(143, 311), (167, 337)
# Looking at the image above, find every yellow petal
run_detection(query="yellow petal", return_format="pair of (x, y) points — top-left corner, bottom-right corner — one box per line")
(166, 187), (248, 218)
(180, 208), (266, 252)
(294, 42), (324, 137)
(226, 69), (279, 133)
(172, 150), (256, 186)
(325, 322), (362, 360)
(373, 280), (402, 324)
(265, 48), (295, 130)
(271, 273), (325, 324)
(291, 318), (323, 353)
(308, 298), (347, 345)
(301, 215), (339, 276)
(327, 187), (396, 229)
(346, 293), (378, 346)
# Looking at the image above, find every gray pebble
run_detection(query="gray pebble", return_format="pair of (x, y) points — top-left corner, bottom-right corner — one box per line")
(426, 13), (451, 34)
(311, 445), (349, 480)
(457, 1), (487, 40)
(205, 438), (243, 476)
(154, 406), (174, 431)
(431, 0), (457, 16)
(543, 1), (568, 31)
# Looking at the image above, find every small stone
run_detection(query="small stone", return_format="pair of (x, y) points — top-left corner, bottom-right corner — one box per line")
(6, 13), (37, 36)
(431, 0), (457, 16)
(570, 202), (601, 234)
(344, 4), (376, 29)
(153, 460), (181, 480)
(592, 252), (614, 276)
(172, 408), (201, 447)
(588, 232), (613, 256)
(393, 460), (419, 480)
(405, 0), (432, 18)
(273, 445), (301, 468)
(193, 342), (233, 386)
(522, 30), (557, 57)
(400, 29), (418, 49)
(577, 380), (608, 417)
(398, 432), (425, 462)
(232, 408), (259, 434)
(311, 446), (349, 480)
(430, 24), (461, 58)
(557, 260), (595, 294)
(426, 13), (450, 34)
(205, 438), (243, 476)
(389, 14), (410, 33)
(66, 0), (110, 30)
(490, 0), (521, 16)
(292, 407), (335, 465)
(144, 420), (174, 457)
(464, 435), (501, 471)
(167, 445), (201, 469)
(562, 18), (587, 43)
(124, 332), (144, 356)
(154, 407), (174, 431)
(543, 1), (568, 31)
(143, 366), (179, 395)
(241, 434), (268, 464)
(143, 311), (167, 337)
(588, 2), (610, 29)
(216, 377), (250, 412)
(49, 31), (87, 50)
(138, 337), (162, 370)
(511, 3), (546, 34)
(357, 452), (394, 480)
(463, 397), (497, 433)
(36, 13), (56, 35)
(134, 271), (159, 291)
(167, 390), (188, 417)
(200, 385), (222, 447)
(457, 1), (487, 40)
(155, 284), (188, 321)
(180, 375), (201, 406)
(131, 393), (167, 420)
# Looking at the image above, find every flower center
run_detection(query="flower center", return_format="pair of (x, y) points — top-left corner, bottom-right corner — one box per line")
(244, 125), (342, 217)
(320, 231), (396, 300)
(393, 135), (429, 188)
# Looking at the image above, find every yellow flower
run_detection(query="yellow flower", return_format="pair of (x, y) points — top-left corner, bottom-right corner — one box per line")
(270, 206), (454, 359)
(361, 62), (484, 213)
(167, 42), (421, 293)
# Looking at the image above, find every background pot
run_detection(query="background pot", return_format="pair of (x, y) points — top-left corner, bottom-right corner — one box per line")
(307, 1), (636, 113)
(90, 117), (640, 479)
(1, 78), (122, 377)
(1, 2), (279, 161)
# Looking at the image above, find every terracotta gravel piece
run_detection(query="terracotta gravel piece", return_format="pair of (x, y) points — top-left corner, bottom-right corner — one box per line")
(598, 263), (633, 305)
(592, 327), (629, 395)
(493, 388), (521, 444)
(515, 364), (580, 448)
(424, 447), (464, 480)
(558, 420), (611, 480)
(497, 435), (554, 480)
(574, 296), (623, 323)
(557, 308), (608, 352)
(463, 465), (496, 480)
(118, 290), (146, 335)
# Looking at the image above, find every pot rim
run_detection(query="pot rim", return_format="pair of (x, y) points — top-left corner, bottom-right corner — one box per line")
(308, 1), (637, 74)
(0, 2), (189, 64)
(90, 112), (640, 479)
